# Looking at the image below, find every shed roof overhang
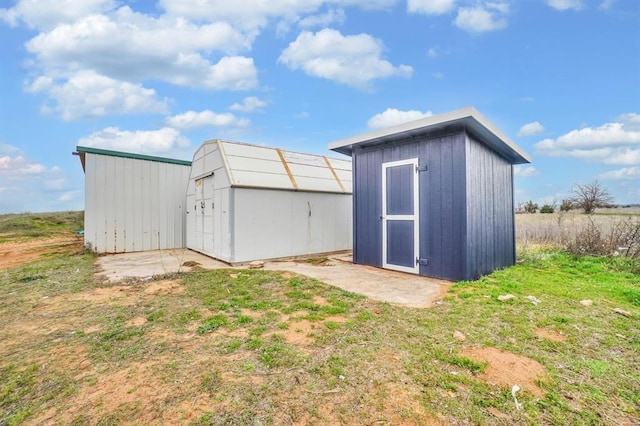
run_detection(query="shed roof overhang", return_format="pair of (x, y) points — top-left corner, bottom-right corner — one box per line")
(328, 106), (531, 165)
(73, 145), (192, 173)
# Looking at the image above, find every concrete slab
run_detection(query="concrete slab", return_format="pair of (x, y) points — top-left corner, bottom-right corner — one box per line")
(95, 249), (451, 308)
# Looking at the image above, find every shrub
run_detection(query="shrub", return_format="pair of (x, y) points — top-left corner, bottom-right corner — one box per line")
(565, 217), (640, 258)
(560, 199), (573, 212)
(540, 204), (555, 214)
(524, 200), (538, 214)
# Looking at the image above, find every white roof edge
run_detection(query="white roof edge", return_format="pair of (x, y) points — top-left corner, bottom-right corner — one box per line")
(328, 106), (531, 164)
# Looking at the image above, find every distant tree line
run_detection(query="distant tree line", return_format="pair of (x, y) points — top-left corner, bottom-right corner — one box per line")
(517, 181), (615, 214)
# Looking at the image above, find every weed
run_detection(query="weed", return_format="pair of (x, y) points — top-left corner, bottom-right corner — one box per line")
(197, 314), (229, 334)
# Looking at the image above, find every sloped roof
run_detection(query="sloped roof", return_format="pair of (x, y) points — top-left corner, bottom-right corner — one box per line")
(328, 106), (531, 165)
(74, 146), (192, 172)
(211, 140), (352, 194)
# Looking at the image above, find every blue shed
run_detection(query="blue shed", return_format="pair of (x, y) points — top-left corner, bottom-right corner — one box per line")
(329, 107), (531, 281)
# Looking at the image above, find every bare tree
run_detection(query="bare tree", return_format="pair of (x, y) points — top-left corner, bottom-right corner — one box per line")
(571, 181), (615, 214)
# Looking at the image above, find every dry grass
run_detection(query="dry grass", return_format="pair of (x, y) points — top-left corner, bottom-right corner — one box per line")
(516, 208), (640, 255)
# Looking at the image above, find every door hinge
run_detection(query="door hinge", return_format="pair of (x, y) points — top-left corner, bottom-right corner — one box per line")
(416, 165), (428, 172)
(416, 258), (429, 266)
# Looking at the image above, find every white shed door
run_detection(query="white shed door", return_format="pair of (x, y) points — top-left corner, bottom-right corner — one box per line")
(382, 158), (420, 274)
(196, 175), (215, 253)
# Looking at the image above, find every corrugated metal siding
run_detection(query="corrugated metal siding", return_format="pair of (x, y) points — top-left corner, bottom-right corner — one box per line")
(84, 152), (190, 253)
(352, 131), (468, 280)
(465, 132), (515, 279)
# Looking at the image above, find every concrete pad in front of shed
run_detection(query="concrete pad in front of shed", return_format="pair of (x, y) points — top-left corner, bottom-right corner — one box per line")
(264, 257), (451, 308)
(96, 249), (228, 282)
(95, 249), (451, 308)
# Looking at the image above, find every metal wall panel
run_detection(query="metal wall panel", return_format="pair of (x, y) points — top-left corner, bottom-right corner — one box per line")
(231, 188), (352, 263)
(83, 152), (190, 253)
(464, 133), (515, 279)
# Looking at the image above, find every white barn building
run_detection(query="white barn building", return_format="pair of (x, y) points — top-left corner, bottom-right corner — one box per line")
(186, 140), (352, 263)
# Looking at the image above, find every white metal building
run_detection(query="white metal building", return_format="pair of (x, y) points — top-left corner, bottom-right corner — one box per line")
(186, 140), (352, 263)
(76, 146), (191, 253)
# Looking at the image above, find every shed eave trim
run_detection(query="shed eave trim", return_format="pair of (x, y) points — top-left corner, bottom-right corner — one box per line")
(328, 106), (531, 164)
(76, 145), (192, 166)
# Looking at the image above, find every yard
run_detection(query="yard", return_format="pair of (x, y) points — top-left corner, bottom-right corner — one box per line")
(1, 212), (638, 425)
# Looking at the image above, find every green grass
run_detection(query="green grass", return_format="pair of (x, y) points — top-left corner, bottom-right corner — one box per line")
(0, 211), (83, 243)
(1, 224), (638, 424)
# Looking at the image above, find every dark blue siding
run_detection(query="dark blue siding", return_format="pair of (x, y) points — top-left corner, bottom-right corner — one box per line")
(464, 133), (515, 279)
(353, 131), (468, 280)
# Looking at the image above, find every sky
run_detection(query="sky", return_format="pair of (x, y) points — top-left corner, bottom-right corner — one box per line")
(0, 0), (638, 214)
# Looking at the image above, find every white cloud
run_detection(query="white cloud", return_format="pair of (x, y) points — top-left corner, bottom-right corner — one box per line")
(0, 148), (75, 213)
(0, 0), (116, 30)
(78, 127), (191, 155)
(367, 108), (433, 129)
(535, 113), (640, 166)
(454, 2), (509, 33)
(0, 143), (20, 155)
(298, 8), (346, 28)
(598, 167), (640, 180)
(546, 0), (584, 11)
(26, 71), (168, 120)
(427, 46), (439, 58)
(407, 0), (456, 15)
(517, 121), (545, 137)
(229, 96), (268, 113)
(165, 110), (250, 130)
(25, 9), (257, 89)
(599, 0), (614, 10)
(0, 155), (46, 175)
(513, 165), (540, 177)
(158, 0), (396, 33)
(278, 29), (413, 89)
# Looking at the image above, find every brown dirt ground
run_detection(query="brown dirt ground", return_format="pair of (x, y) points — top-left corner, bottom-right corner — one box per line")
(461, 347), (549, 398)
(4, 236), (447, 424)
(534, 327), (567, 342)
(0, 235), (81, 270)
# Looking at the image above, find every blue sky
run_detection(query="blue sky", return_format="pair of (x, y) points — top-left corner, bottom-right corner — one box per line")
(0, 0), (638, 214)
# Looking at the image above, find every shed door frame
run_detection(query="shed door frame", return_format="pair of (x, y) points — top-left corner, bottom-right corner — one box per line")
(382, 158), (420, 274)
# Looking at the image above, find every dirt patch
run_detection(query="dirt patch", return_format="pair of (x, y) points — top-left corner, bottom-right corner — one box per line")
(126, 316), (148, 327)
(279, 320), (316, 345)
(312, 295), (331, 306)
(534, 327), (567, 342)
(0, 235), (80, 270)
(461, 347), (548, 398)
(143, 279), (184, 295)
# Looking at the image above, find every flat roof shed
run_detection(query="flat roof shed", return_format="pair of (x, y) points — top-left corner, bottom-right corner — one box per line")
(329, 107), (531, 281)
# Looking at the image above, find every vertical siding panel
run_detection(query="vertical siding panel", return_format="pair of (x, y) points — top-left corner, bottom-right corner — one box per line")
(464, 134), (516, 279)
(451, 134), (467, 281)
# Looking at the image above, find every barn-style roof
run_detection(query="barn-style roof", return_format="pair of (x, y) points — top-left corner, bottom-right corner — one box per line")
(328, 106), (531, 164)
(202, 139), (352, 194)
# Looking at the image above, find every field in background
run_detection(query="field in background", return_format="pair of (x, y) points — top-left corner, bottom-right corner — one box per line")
(0, 211), (638, 425)
(515, 208), (640, 252)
